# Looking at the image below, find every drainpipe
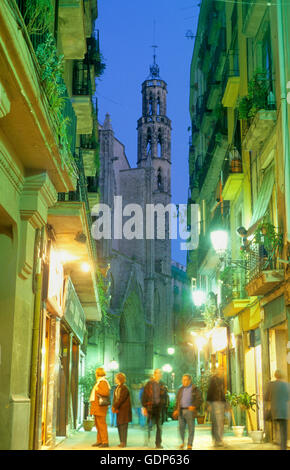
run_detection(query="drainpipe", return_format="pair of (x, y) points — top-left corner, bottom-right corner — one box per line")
(277, 0), (290, 242)
(28, 227), (45, 450)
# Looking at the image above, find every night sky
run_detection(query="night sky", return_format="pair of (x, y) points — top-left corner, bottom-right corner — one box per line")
(95, 1), (200, 264)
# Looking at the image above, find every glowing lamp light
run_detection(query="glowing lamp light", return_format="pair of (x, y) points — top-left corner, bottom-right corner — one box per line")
(162, 364), (173, 373)
(167, 347), (175, 355)
(58, 251), (78, 263)
(81, 262), (91, 273)
(192, 289), (206, 307)
(109, 360), (119, 371)
(210, 230), (229, 255)
(195, 336), (207, 351)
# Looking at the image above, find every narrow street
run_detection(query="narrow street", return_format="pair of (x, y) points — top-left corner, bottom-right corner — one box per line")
(55, 421), (278, 451)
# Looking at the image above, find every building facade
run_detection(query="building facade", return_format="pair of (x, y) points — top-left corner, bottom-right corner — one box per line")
(0, 0), (102, 449)
(187, 0), (290, 441)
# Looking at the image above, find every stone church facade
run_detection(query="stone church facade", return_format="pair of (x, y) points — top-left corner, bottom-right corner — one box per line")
(90, 61), (174, 383)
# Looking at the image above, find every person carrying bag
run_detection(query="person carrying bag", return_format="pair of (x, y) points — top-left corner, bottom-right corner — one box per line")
(90, 367), (111, 447)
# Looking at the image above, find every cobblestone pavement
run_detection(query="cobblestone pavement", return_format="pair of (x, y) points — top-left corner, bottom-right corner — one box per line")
(55, 421), (281, 451)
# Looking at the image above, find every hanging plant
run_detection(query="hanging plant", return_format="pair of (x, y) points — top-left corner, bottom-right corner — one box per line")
(237, 71), (270, 120)
(35, 34), (77, 174)
(253, 218), (283, 255)
(24, 0), (54, 35)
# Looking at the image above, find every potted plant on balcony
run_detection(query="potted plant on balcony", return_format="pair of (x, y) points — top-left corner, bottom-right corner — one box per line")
(79, 366), (98, 431)
(229, 146), (242, 173)
(237, 71), (270, 120)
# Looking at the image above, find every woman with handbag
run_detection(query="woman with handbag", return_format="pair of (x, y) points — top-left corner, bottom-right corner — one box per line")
(112, 373), (132, 448)
(89, 367), (111, 447)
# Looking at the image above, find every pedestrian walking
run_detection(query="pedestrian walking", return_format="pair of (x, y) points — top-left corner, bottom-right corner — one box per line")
(112, 372), (132, 448)
(172, 374), (202, 450)
(206, 366), (226, 447)
(89, 367), (111, 448)
(141, 369), (169, 449)
(265, 369), (290, 450)
(131, 383), (143, 426)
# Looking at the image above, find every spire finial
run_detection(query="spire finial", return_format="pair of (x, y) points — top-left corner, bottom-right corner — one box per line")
(149, 20), (160, 78)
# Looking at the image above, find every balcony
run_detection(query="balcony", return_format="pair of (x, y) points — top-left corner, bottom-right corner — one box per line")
(198, 35), (212, 75)
(84, 0), (98, 38)
(242, 1), (268, 37)
(48, 199), (101, 320)
(198, 124), (228, 198)
(58, 0), (87, 59)
(222, 51), (240, 108)
(72, 60), (93, 134)
(81, 134), (98, 177)
(245, 242), (284, 297)
(221, 268), (250, 318)
(221, 148), (243, 201)
(1, 1), (76, 192)
(243, 109), (276, 152)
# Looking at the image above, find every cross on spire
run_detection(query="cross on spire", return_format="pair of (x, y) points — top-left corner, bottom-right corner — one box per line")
(149, 20), (160, 78)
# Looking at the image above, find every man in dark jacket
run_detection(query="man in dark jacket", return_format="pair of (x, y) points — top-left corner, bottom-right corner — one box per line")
(172, 374), (202, 450)
(141, 369), (169, 449)
(265, 369), (290, 450)
(206, 367), (226, 447)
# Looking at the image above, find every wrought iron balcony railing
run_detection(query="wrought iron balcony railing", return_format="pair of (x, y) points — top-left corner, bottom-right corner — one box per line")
(80, 134), (97, 150)
(221, 267), (248, 306)
(221, 146), (243, 187)
(245, 239), (282, 283)
(73, 60), (92, 96)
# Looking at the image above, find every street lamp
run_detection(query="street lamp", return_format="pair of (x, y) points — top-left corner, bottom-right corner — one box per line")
(167, 347), (175, 355)
(210, 229), (248, 270)
(109, 359), (119, 384)
(210, 230), (228, 256)
(192, 289), (206, 307)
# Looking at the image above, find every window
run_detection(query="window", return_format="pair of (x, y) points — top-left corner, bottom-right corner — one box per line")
(157, 129), (162, 157)
(262, 28), (273, 82)
(157, 168), (163, 190)
(149, 94), (153, 115)
(146, 129), (152, 156)
(157, 95), (161, 115)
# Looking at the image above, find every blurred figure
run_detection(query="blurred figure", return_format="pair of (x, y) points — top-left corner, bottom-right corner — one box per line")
(206, 367), (226, 447)
(90, 367), (110, 448)
(109, 383), (117, 427)
(131, 383), (142, 426)
(141, 369), (169, 449)
(265, 370), (290, 450)
(172, 374), (202, 450)
(112, 372), (132, 448)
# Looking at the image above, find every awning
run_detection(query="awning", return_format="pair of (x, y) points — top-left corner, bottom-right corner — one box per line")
(247, 165), (275, 236)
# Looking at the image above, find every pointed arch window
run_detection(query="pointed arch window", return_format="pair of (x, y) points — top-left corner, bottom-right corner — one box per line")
(157, 167), (163, 190)
(157, 95), (161, 115)
(149, 94), (153, 115)
(157, 129), (162, 158)
(146, 128), (152, 156)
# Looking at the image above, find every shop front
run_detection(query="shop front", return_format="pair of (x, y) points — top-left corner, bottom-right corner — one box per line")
(240, 302), (263, 432)
(56, 277), (87, 439)
(37, 244), (65, 450)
